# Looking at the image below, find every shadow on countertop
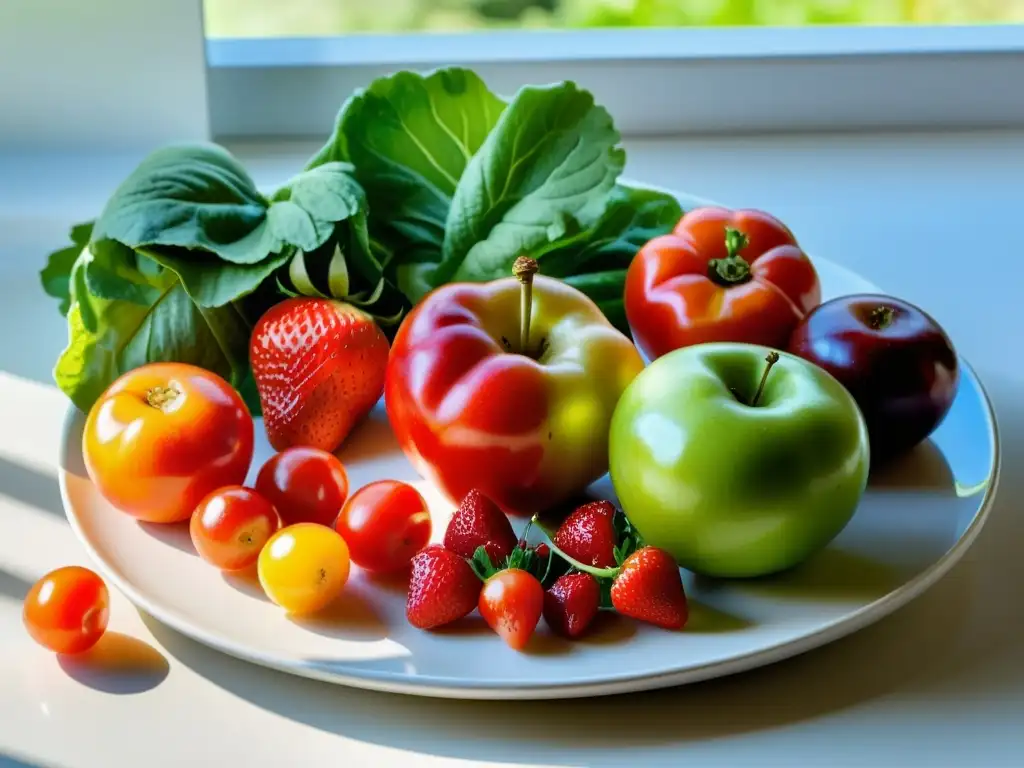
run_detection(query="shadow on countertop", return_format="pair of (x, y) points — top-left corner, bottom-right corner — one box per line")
(0, 751), (53, 768)
(0, 456), (65, 520)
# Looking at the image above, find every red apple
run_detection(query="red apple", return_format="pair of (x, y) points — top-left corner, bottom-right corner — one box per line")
(787, 293), (958, 461)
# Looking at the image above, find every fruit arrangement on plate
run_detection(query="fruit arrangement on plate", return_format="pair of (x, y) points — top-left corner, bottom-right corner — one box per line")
(28, 67), (961, 658)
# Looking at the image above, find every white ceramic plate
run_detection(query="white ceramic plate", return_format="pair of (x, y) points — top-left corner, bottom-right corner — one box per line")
(58, 202), (1000, 701)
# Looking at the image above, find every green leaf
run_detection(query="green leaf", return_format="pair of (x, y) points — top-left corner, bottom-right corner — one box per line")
(433, 81), (626, 287)
(308, 68), (507, 285)
(84, 239), (170, 305)
(561, 270), (629, 303)
(282, 161), (365, 223)
(275, 207), (412, 335)
(143, 246), (292, 308)
(91, 143), (271, 264)
(468, 545), (496, 581)
(54, 248), (252, 414)
(537, 184), (683, 277)
(40, 221), (94, 315)
(547, 184), (683, 334)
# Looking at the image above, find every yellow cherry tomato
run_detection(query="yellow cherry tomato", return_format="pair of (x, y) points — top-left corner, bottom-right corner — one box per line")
(257, 523), (350, 614)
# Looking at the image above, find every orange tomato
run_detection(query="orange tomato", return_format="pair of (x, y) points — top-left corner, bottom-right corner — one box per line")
(83, 363), (254, 523)
(23, 566), (109, 654)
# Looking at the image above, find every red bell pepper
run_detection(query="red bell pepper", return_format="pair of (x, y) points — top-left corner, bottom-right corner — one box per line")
(385, 259), (644, 516)
(624, 206), (821, 360)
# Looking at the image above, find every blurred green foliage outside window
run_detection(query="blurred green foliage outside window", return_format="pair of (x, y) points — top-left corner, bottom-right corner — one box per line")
(204, 0), (1024, 39)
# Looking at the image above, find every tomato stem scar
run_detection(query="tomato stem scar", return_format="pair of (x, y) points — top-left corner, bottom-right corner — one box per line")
(145, 383), (181, 410)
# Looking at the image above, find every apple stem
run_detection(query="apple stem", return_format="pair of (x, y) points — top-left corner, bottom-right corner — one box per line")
(751, 351), (781, 407)
(868, 305), (896, 330)
(707, 227), (752, 286)
(513, 256), (539, 352)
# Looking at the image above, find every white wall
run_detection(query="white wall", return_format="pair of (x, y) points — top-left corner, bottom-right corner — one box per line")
(0, 0), (209, 151)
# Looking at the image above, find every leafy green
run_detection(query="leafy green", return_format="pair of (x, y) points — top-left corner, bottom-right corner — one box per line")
(431, 81), (625, 289)
(41, 221), (93, 315)
(308, 68), (507, 277)
(91, 143), (270, 264)
(536, 184), (684, 278)
(55, 246), (251, 413)
(275, 220), (410, 331)
(551, 184), (685, 334)
(139, 245), (291, 309)
(40, 68), (688, 415)
(273, 163), (411, 329)
(89, 150), (366, 310)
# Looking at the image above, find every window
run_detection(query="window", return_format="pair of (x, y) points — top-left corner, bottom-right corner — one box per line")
(4, 0), (1022, 151)
(201, 1), (1024, 140)
(203, 0), (1024, 38)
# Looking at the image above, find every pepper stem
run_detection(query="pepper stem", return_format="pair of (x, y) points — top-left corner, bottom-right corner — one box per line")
(513, 256), (539, 352)
(707, 227), (752, 286)
(751, 351), (780, 407)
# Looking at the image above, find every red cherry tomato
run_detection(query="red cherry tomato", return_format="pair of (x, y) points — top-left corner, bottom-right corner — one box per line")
(190, 486), (282, 571)
(23, 566), (109, 654)
(255, 447), (350, 527)
(334, 481), (432, 573)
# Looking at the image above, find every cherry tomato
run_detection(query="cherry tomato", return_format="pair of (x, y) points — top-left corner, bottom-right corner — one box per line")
(258, 523), (350, 614)
(478, 569), (544, 651)
(83, 362), (254, 524)
(334, 480), (431, 573)
(189, 486), (282, 571)
(23, 566), (109, 654)
(254, 447), (349, 527)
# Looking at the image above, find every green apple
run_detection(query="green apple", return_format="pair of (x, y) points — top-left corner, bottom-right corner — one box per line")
(608, 342), (869, 578)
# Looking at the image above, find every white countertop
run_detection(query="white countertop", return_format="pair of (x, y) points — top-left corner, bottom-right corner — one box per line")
(2, 130), (1023, 767)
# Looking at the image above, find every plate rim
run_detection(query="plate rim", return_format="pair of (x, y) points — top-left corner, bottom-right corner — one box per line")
(58, 357), (1000, 700)
(56, 185), (1002, 700)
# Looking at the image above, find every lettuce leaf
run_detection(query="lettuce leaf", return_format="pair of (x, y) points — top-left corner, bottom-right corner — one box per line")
(432, 81), (625, 288)
(40, 221), (94, 316)
(307, 68), (507, 294)
(55, 245), (252, 413)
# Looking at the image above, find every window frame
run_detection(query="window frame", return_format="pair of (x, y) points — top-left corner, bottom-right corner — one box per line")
(207, 24), (1024, 140)
(3, 3), (1024, 152)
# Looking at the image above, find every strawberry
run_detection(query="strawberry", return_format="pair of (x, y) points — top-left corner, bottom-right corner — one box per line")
(479, 568), (544, 650)
(250, 297), (389, 453)
(553, 500), (618, 568)
(406, 545), (481, 630)
(444, 489), (517, 564)
(610, 547), (688, 630)
(543, 572), (600, 639)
